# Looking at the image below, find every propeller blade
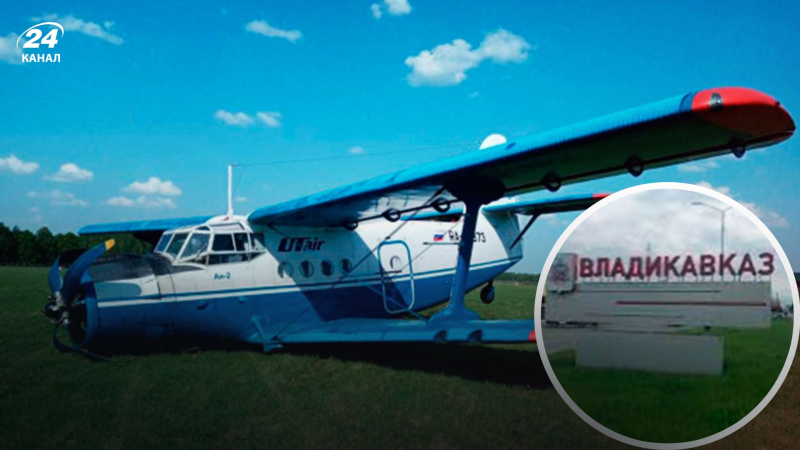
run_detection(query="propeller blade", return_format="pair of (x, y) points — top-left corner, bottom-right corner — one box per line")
(47, 256), (63, 294)
(60, 239), (115, 305)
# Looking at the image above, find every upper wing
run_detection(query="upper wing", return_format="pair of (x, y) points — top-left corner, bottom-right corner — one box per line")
(248, 87), (794, 228)
(79, 216), (214, 236)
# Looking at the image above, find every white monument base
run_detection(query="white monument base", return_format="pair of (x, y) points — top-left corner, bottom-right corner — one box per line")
(576, 331), (723, 375)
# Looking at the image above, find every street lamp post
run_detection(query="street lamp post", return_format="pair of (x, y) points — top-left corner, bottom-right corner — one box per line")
(691, 201), (733, 281)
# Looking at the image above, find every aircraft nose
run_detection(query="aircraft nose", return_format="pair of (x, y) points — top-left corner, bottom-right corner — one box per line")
(44, 240), (113, 351)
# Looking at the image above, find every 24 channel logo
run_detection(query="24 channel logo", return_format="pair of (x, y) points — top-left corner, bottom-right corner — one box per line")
(16, 22), (64, 63)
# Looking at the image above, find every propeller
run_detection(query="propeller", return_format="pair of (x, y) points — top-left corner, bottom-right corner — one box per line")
(43, 240), (114, 355)
(60, 239), (114, 307)
(47, 256), (63, 294)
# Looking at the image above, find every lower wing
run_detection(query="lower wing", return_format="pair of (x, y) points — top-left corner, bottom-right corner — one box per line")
(244, 318), (536, 345)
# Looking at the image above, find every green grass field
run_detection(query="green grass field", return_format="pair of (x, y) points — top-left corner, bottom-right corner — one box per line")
(549, 319), (793, 443)
(0, 267), (797, 449)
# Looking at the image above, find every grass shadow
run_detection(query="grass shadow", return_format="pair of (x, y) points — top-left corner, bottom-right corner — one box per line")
(283, 342), (551, 388)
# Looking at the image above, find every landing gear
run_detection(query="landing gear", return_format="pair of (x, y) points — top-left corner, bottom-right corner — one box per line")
(480, 281), (495, 304)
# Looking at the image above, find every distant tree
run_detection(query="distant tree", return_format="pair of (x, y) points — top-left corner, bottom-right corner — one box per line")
(80, 233), (152, 255)
(0, 222), (17, 265)
(496, 272), (540, 284)
(55, 232), (82, 255)
(0, 224), (148, 266)
(34, 227), (59, 265)
(13, 228), (37, 266)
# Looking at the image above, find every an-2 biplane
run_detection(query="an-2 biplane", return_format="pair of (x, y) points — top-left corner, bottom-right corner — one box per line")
(43, 87), (794, 356)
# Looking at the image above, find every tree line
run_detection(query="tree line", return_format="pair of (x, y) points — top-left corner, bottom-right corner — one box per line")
(496, 272), (540, 284)
(0, 222), (150, 266)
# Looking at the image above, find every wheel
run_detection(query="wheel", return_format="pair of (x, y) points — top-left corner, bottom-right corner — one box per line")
(480, 282), (495, 304)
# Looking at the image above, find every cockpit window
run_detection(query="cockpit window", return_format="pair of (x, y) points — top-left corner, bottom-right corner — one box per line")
(234, 233), (250, 252)
(155, 234), (172, 253)
(181, 233), (210, 260)
(212, 234), (234, 252)
(251, 233), (267, 252)
(166, 233), (189, 257)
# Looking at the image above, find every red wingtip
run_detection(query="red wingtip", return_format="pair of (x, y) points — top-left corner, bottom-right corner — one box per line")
(528, 329), (537, 342)
(691, 87), (795, 141)
(592, 193), (610, 199)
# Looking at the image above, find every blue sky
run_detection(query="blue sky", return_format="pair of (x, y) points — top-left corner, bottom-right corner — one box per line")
(1, 0), (798, 273)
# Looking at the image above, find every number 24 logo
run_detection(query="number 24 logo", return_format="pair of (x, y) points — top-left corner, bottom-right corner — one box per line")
(16, 23), (64, 50)
(24, 28), (59, 48)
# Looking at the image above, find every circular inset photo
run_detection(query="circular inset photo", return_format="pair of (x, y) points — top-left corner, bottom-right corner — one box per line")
(534, 182), (798, 449)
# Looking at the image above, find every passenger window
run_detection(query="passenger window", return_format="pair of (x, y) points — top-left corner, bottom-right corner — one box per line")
(234, 233), (250, 252)
(278, 262), (294, 278)
(300, 260), (314, 278)
(212, 234), (234, 252)
(251, 233), (267, 252)
(166, 233), (189, 257)
(321, 260), (334, 277)
(340, 258), (352, 274)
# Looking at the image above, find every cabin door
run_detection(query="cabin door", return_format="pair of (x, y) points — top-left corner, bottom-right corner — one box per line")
(378, 241), (416, 314)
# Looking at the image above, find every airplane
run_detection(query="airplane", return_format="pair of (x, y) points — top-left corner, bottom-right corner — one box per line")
(42, 87), (795, 357)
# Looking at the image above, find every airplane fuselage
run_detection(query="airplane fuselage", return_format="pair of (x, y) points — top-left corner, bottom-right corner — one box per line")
(69, 211), (522, 350)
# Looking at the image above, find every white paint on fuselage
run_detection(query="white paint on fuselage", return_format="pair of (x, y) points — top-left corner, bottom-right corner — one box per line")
(95, 210), (523, 311)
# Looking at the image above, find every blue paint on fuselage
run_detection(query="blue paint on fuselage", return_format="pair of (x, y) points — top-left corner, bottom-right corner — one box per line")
(79, 258), (518, 348)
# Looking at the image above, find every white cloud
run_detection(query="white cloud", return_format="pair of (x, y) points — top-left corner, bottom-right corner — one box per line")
(123, 177), (182, 196)
(32, 14), (123, 45)
(234, 196), (248, 203)
(216, 110), (282, 128)
(405, 29), (531, 86)
(45, 163), (93, 182)
(348, 146), (366, 155)
(695, 181), (731, 196)
(107, 195), (176, 209)
(695, 181), (788, 228)
(214, 110), (254, 127)
(371, 0), (411, 19)
(256, 111), (282, 128)
(678, 160), (719, 173)
(0, 154), (39, 174)
(106, 196), (134, 207)
(245, 20), (301, 42)
(30, 207), (42, 223)
(27, 189), (88, 207)
(0, 33), (23, 65)
(386, 0), (412, 15)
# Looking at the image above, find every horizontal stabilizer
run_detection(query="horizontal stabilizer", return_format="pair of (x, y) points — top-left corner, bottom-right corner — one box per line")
(247, 318), (536, 345)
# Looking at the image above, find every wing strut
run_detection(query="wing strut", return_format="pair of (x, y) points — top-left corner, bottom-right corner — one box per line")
(430, 177), (505, 322)
(509, 213), (540, 249)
